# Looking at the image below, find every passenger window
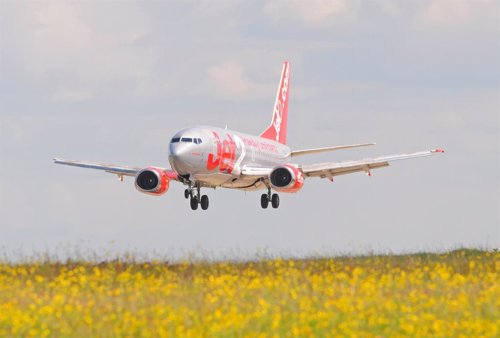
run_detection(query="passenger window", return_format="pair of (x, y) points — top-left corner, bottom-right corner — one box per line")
(171, 137), (180, 143)
(181, 138), (193, 143)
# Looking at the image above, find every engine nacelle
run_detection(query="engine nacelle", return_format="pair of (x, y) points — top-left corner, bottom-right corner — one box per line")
(134, 167), (170, 195)
(269, 164), (304, 193)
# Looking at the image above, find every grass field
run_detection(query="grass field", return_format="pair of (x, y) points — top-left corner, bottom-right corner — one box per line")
(0, 249), (498, 337)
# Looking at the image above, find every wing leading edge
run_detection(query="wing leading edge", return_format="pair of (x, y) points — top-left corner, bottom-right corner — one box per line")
(53, 158), (177, 180)
(53, 158), (141, 176)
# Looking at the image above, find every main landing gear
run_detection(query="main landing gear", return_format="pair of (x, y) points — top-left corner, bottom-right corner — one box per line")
(185, 184), (209, 211)
(261, 187), (280, 209)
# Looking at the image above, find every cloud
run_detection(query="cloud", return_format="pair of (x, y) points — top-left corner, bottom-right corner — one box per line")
(51, 88), (92, 103)
(1, 2), (164, 103)
(262, 0), (499, 31)
(205, 61), (281, 101)
(263, 0), (360, 28)
(374, 0), (403, 17)
(419, 0), (499, 27)
(207, 62), (253, 96)
(0, 116), (45, 146)
(22, 2), (93, 78)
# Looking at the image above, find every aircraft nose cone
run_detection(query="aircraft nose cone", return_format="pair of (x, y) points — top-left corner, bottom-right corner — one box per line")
(169, 144), (193, 174)
(170, 144), (186, 158)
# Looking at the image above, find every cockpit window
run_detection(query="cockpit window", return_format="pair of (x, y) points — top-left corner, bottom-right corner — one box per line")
(173, 137), (201, 144)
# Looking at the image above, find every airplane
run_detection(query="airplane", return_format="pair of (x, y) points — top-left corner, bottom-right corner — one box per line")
(54, 61), (444, 211)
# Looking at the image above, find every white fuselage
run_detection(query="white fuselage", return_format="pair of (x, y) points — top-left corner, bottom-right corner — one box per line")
(168, 126), (291, 191)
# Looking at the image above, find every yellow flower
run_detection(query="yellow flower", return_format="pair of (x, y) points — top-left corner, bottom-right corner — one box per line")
(0, 249), (497, 336)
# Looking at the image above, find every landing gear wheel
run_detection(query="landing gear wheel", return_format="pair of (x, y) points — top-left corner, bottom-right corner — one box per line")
(271, 193), (280, 209)
(261, 194), (269, 209)
(200, 195), (209, 210)
(190, 197), (198, 210)
(184, 189), (190, 199)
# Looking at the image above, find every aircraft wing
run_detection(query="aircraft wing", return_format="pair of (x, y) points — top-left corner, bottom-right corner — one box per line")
(291, 143), (375, 157)
(241, 149), (444, 181)
(299, 149), (444, 179)
(53, 158), (177, 180)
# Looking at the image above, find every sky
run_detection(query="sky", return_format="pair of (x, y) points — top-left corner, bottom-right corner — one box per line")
(0, 0), (498, 260)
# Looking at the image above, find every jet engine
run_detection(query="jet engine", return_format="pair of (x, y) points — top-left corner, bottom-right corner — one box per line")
(269, 164), (304, 193)
(135, 167), (170, 195)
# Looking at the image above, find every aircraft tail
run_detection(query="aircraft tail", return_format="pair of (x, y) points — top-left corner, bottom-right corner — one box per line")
(260, 61), (290, 145)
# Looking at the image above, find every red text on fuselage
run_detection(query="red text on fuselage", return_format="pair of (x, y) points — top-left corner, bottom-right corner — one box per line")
(207, 132), (237, 173)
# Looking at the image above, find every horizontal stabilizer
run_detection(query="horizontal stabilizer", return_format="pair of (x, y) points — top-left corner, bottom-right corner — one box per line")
(291, 143), (376, 157)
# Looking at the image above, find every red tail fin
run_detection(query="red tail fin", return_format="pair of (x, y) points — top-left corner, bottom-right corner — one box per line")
(260, 61), (290, 144)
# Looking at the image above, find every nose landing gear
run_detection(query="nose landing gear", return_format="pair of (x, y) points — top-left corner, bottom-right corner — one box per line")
(186, 183), (209, 211)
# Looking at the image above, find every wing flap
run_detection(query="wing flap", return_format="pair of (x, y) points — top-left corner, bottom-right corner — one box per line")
(304, 162), (389, 178)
